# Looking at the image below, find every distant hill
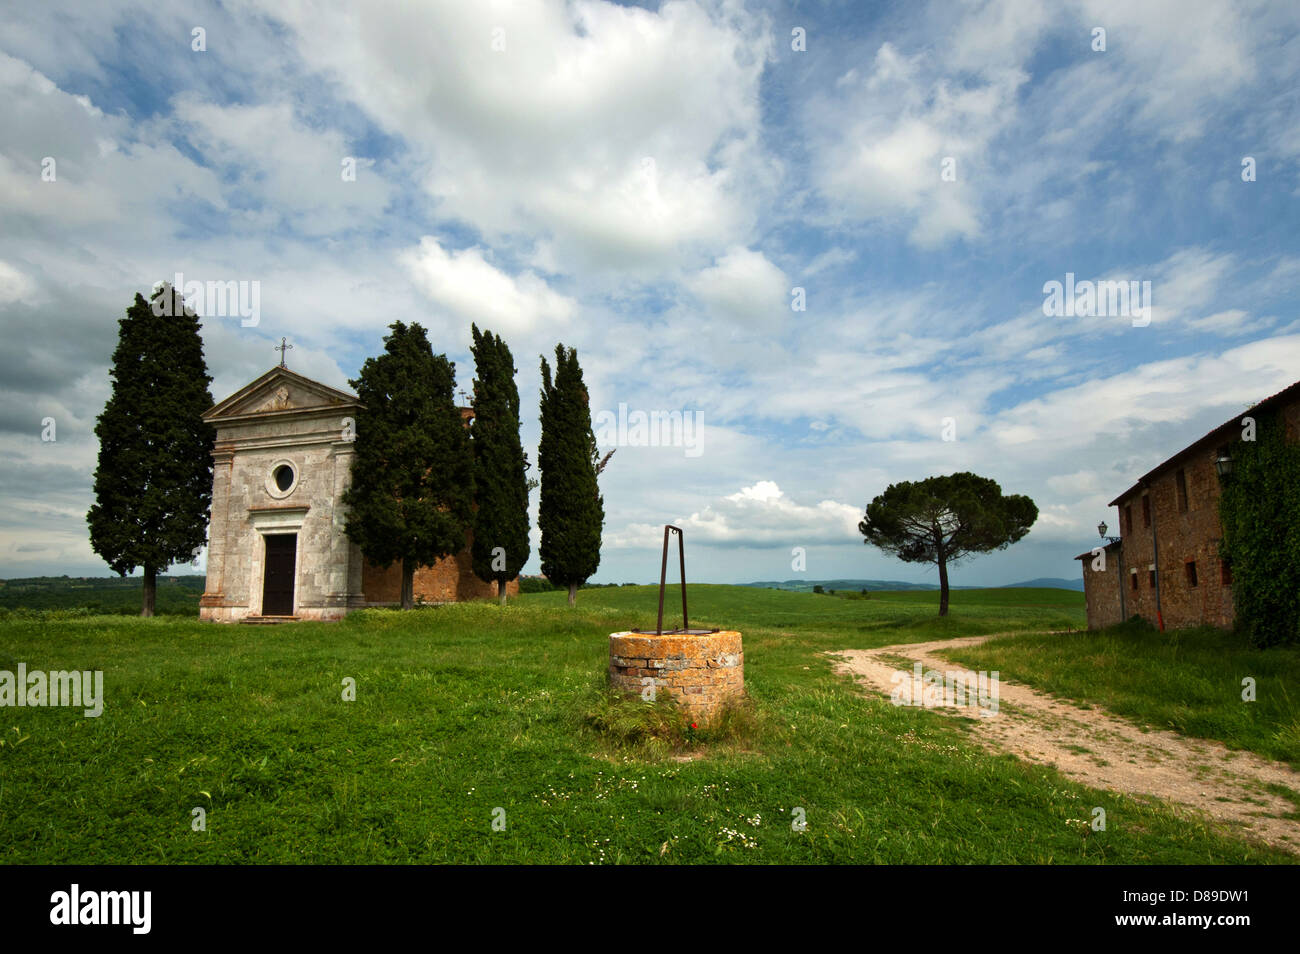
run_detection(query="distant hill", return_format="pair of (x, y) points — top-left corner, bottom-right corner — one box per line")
(742, 579), (972, 592)
(1000, 577), (1084, 591)
(744, 577), (1082, 593)
(0, 575), (206, 615)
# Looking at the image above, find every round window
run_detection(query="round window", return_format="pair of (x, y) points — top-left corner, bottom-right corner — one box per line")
(273, 464), (295, 492)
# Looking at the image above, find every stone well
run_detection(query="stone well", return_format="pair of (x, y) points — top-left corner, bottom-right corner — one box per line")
(609, 630), (744, 726)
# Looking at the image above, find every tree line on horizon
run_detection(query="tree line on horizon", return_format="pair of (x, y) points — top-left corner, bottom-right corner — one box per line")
(87, 283), (608, 615)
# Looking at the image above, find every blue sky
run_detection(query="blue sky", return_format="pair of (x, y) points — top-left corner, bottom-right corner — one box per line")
(1, 0), (1297, 586)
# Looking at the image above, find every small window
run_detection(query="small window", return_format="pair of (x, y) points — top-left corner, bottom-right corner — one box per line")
(1130, 570), (1139, 591)
(1125, 504), (1133, 535)
(1221, 559), (1232, 586)
(1185, 561), (1198, 588)
(273, 464), (295, 492)
(1142, 495), (1151, 528)
(1175, 469), (1188, 512)
(1148, 569), (1156, 589)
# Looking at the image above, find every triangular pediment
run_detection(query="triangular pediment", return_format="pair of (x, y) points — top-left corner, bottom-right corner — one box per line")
(205, 367), (360, 421)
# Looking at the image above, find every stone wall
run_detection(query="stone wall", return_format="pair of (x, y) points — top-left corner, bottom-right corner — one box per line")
(1115, 446), (1233, 630)
(362, 535), (519, 605)
(1106, 396), (1300, 631)
(608, 631), (744, 726)
(200, 402), (363, 622)
(200, 367), (524, 621)
(1078, 542), (1124, 630)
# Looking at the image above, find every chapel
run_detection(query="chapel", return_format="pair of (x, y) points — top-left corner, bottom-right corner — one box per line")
(198, 364), (512, 622)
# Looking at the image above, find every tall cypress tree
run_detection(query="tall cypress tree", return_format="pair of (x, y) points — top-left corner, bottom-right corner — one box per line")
(469, 324), (531, 604)
(343, 321), (474, 609)
(87, 283), (215, 617)
(538, 343), (603, 606)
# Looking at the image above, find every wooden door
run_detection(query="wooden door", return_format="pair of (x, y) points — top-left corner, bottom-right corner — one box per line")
(261, 534), (297, 616)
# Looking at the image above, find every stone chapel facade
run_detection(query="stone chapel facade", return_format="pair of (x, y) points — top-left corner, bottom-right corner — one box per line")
(199, 366), (514, 622)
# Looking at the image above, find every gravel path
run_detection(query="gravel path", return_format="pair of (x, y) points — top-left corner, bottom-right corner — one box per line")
(831, 632), (1300, 853)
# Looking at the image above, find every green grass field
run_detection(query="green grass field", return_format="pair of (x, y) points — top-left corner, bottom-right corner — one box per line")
(0, 585), (1292, 864)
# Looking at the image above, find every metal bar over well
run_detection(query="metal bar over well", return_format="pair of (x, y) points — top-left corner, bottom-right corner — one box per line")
(635, 525), (717, 636)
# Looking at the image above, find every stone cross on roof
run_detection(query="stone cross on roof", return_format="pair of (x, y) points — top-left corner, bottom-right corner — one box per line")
(275, 337), (293, 368)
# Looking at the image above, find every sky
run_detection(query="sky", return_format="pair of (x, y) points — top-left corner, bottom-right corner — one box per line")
(1, 0), (1298, 587)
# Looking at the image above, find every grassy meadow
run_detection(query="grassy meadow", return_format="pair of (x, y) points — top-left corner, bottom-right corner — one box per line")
(0, 584), (1293, 864)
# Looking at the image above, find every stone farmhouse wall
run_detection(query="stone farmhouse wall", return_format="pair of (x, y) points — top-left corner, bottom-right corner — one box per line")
(1078, 386), (1300, 631)
(1078, 541), (1124, 629)
(1111, 448), (1234, 631)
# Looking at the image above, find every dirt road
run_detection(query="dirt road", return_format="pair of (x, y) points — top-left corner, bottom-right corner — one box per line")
(831, 632), (1300, 853)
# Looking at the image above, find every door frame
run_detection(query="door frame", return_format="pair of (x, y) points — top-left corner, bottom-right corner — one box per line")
(260, 532), (299, 616)
(247, 507), (308, 617)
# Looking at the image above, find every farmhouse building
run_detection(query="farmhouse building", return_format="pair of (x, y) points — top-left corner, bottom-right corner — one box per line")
(198, 365), (513, 622)
(1076, 379), (1300, 631)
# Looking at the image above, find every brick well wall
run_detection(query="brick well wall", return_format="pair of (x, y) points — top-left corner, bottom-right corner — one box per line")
(608, 630), (744, 727)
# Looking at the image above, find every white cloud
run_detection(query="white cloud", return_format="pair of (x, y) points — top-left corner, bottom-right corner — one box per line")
(253, 0), (774, 272)
(814, 33), (1028, 246)
(1186, 309), (1254, 335)
(807, 0), (1300, 250)
(688, 247), (788, 327)
(802, 247), (857, 277)
(1073, 0), (1259, 141)
(1147, 249), (1236, 327)
(401, 237), (575, 336)
(1046, 470), (1102, 497)
(964, 247), (1251, 370)
(0, 261), (36, 305)
(608, 480), (861, 550)
(989, 335), (1300, 457)
(169, 94), (397, 235)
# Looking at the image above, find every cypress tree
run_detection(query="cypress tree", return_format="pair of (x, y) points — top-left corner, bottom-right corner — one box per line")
(469, 324), (531, 604)
(538, 343), (603, 606)
(87, 283), (216, 617)
(343, 321), (473, 609)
